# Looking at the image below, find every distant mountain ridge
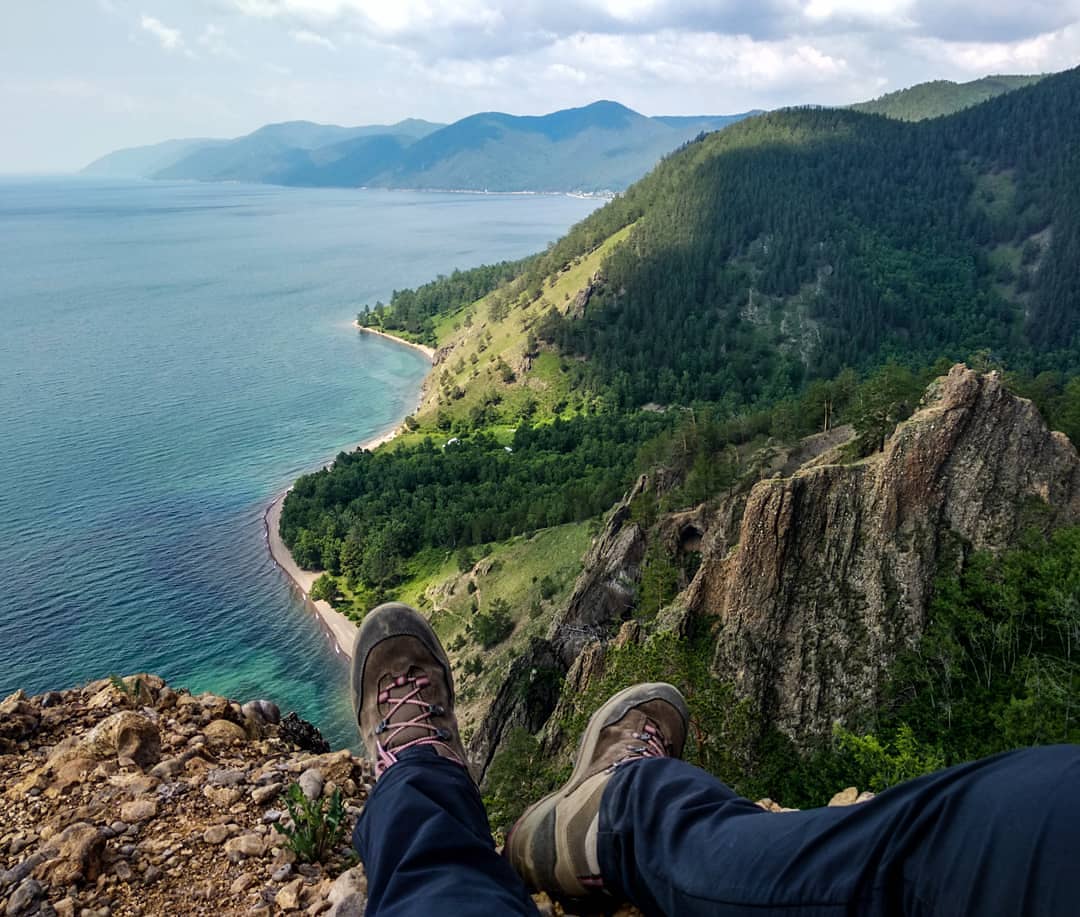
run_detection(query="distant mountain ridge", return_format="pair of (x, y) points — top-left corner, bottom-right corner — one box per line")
(851, 74), (1043, 120)
(82, 102), (759, 193)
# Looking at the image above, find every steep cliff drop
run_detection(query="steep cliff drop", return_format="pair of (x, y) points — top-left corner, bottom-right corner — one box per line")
(475, 365), (1080, 775)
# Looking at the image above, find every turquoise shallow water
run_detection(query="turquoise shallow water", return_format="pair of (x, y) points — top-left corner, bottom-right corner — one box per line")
(0, 177), (600, 748)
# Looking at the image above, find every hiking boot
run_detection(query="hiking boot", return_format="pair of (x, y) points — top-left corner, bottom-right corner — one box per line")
(350, 602), (469, 778)
(505, 682), (688, 903)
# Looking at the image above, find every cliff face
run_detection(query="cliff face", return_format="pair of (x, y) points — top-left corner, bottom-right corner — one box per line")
(548, 475), (648, 668)
(689, 365), (1080, 747)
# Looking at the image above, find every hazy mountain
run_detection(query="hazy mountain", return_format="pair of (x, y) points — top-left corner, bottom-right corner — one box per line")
(370, 101), (757, 192)
(851, 74), (1043, 120)
(153, 119), (444, 183)
(81, 137), (228, 179)
(83, 103), (756, 192)
(82, 119), (444, 181)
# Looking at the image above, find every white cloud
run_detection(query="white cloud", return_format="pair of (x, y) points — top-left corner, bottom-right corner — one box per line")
(292, 29), (337, 50)
(140, 14), (186, 52)
(910, 23), (1080, 74)
(546, 62), (588, 83)
(802, 0), (915, 29)
(548, 30), (850, 93)
(199, 23), (242, 59)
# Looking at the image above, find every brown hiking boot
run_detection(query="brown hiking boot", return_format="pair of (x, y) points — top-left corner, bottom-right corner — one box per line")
(351, 602), (469, 778)
(505, 682), (688, 903)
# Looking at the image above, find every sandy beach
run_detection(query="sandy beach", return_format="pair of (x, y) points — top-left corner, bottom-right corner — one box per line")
(352, 322), (437, 360)
(264, 424), (408, 659)
(265, 329), (435, 659)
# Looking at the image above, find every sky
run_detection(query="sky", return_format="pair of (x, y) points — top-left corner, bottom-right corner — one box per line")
(3, 1), (1080, 173)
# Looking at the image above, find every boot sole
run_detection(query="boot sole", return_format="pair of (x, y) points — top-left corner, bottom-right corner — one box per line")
(506, 682), (688, 898)
(350, 602), (454, 726)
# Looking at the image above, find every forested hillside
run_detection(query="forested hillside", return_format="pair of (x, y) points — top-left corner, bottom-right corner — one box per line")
(851, 74), (1042, 120)
(366, 67), (1080, 410)
(540, 68), (1080, 407)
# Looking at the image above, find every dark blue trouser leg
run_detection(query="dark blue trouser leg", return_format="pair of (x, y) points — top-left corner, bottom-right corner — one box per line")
(599, 744), (1080, 917)
(353, 747), (539, 916)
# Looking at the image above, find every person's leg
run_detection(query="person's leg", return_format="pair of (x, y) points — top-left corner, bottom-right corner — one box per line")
(350, 603), (539, 917)
(354, 747), (539, 916)
(598, 745), (1080, 917)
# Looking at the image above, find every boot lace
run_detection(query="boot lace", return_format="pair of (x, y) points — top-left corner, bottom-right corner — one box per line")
(613, 720), (670, 768)
(374, 672), (464, 777)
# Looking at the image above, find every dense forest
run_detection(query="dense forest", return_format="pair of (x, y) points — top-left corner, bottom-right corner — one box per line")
(357, 259), (527, 341)
(544, 69), (1080, 407)
(280, 412), (674, 594)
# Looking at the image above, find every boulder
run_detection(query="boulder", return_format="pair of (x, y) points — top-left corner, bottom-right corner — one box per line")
(76, 711), (161, 769)
(242, 700), (281, 725)
(6, 877), (44, 916)
(203, 719), (247, 746)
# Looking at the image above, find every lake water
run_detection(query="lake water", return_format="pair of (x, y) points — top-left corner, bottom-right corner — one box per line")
(0, 177), (600, 747)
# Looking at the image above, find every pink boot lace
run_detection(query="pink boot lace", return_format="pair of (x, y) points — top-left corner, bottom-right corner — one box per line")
(611, 720), (670, 769)
(375, 672), (465, 777)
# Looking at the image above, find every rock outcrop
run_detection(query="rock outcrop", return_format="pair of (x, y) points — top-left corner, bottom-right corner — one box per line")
(467, 639), (564, 781)
(548, 476), (649, 667)
(689, 365), (1080, 749)
(0, 676), (373, 916)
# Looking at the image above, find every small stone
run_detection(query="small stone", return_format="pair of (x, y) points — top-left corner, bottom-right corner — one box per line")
(251, 783), (283, 805)
(143, 864), (162, 885)
(40, 822), (105, 886)
(113, 860), (133, 882)
(149, 758), (184, 781)
(119, 799), (157, 823)
(9, 834), (34, 856)
(298, 769), (323, 801)
(271, 863), (293, 882)
(54, 900), (76, 917)
(262, 810), (282, 824)
(224, 833), (265, 862)
(203, 785), (244, 807)
(275, 877), (305, 911)
(207, 768), (247, 787)
(202, 825), (231, 845)
(828, 787), (860, 807)
(229, 872), (258, 895)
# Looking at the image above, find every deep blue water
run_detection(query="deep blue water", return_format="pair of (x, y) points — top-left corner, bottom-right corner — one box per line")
(0, 177), (600, 747)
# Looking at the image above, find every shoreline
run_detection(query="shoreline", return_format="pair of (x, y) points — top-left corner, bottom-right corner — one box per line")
(352, 322), (436, 360)
(265, 329), (435, 659)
